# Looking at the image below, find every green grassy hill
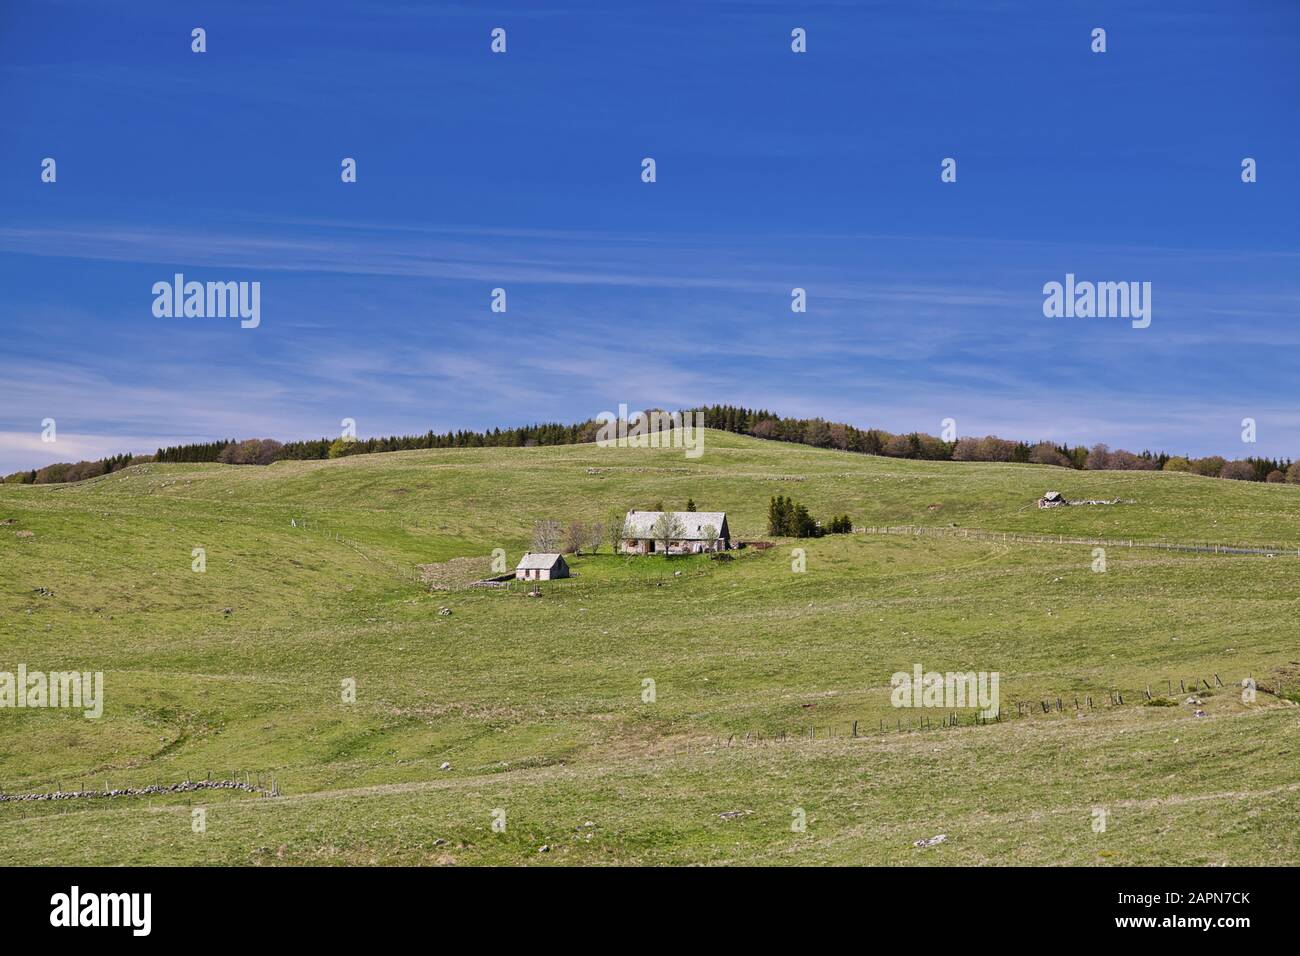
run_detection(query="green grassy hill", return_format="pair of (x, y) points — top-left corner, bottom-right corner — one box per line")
(1, 430), (1297, 865)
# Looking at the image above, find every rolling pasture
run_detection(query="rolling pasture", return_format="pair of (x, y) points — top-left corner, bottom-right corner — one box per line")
(1, 431), (1297, 865)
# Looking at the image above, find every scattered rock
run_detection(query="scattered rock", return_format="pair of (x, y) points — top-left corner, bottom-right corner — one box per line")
(439, 762), (451, 771)
(221, 607), (233, 616)
(913, 834), (947, 848)
(0, 518), (16, 525)
(718, 810), (751, 820)
(1193, 710), (1207, 718)
(538, 844), (551, 853)
(15, 530), (35, 539)
(32, 587), (54, 597)
(438, 607), (452, 616)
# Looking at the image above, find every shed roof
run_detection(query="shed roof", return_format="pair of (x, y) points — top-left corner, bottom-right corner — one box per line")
(515, 552), (565, 570)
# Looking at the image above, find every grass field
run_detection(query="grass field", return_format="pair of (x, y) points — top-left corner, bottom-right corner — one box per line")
(1, 430), (1297, 865)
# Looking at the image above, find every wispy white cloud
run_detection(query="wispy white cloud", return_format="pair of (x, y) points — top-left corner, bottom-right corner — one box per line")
(3, 209), (1298, 473)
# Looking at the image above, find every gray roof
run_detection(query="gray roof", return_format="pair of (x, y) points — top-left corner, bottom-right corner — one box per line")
(623, 511), (726, 540)
(515, 552), (565, 570)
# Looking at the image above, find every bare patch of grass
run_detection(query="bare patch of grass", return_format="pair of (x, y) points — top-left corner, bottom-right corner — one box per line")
(418, 556), (493, 590)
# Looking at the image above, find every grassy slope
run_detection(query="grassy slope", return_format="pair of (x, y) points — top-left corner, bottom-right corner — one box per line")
(1, 430), (1297, 865)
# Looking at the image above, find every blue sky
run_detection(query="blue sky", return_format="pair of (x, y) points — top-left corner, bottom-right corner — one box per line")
(1, 0), (1298, 472)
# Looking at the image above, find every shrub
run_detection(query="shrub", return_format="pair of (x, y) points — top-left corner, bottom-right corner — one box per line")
(1029, 443), (1072, 468)
(1220, 460), (1256, 481)
(1107, 450), (1157, 471)
(768, 496), (844, 537)
(34, 462), (71, 484)
(218, 438), (284, 466)
(1192, 456), (1227, 477)
(327, 438), (360, 459)
(953, 436), (1015, 462)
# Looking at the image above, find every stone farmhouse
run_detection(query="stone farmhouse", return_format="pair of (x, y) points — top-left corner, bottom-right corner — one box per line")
(621, 510), (730, 554)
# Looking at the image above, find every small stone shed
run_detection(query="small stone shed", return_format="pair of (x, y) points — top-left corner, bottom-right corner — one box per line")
(514, 552), (570, 581)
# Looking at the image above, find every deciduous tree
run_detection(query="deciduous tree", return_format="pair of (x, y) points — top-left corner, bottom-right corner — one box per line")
(651, 511), (685, 554)
(532, 519), (562, 553)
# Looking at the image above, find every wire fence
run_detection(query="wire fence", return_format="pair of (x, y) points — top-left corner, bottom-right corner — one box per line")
(860, 524), (1300, 557)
